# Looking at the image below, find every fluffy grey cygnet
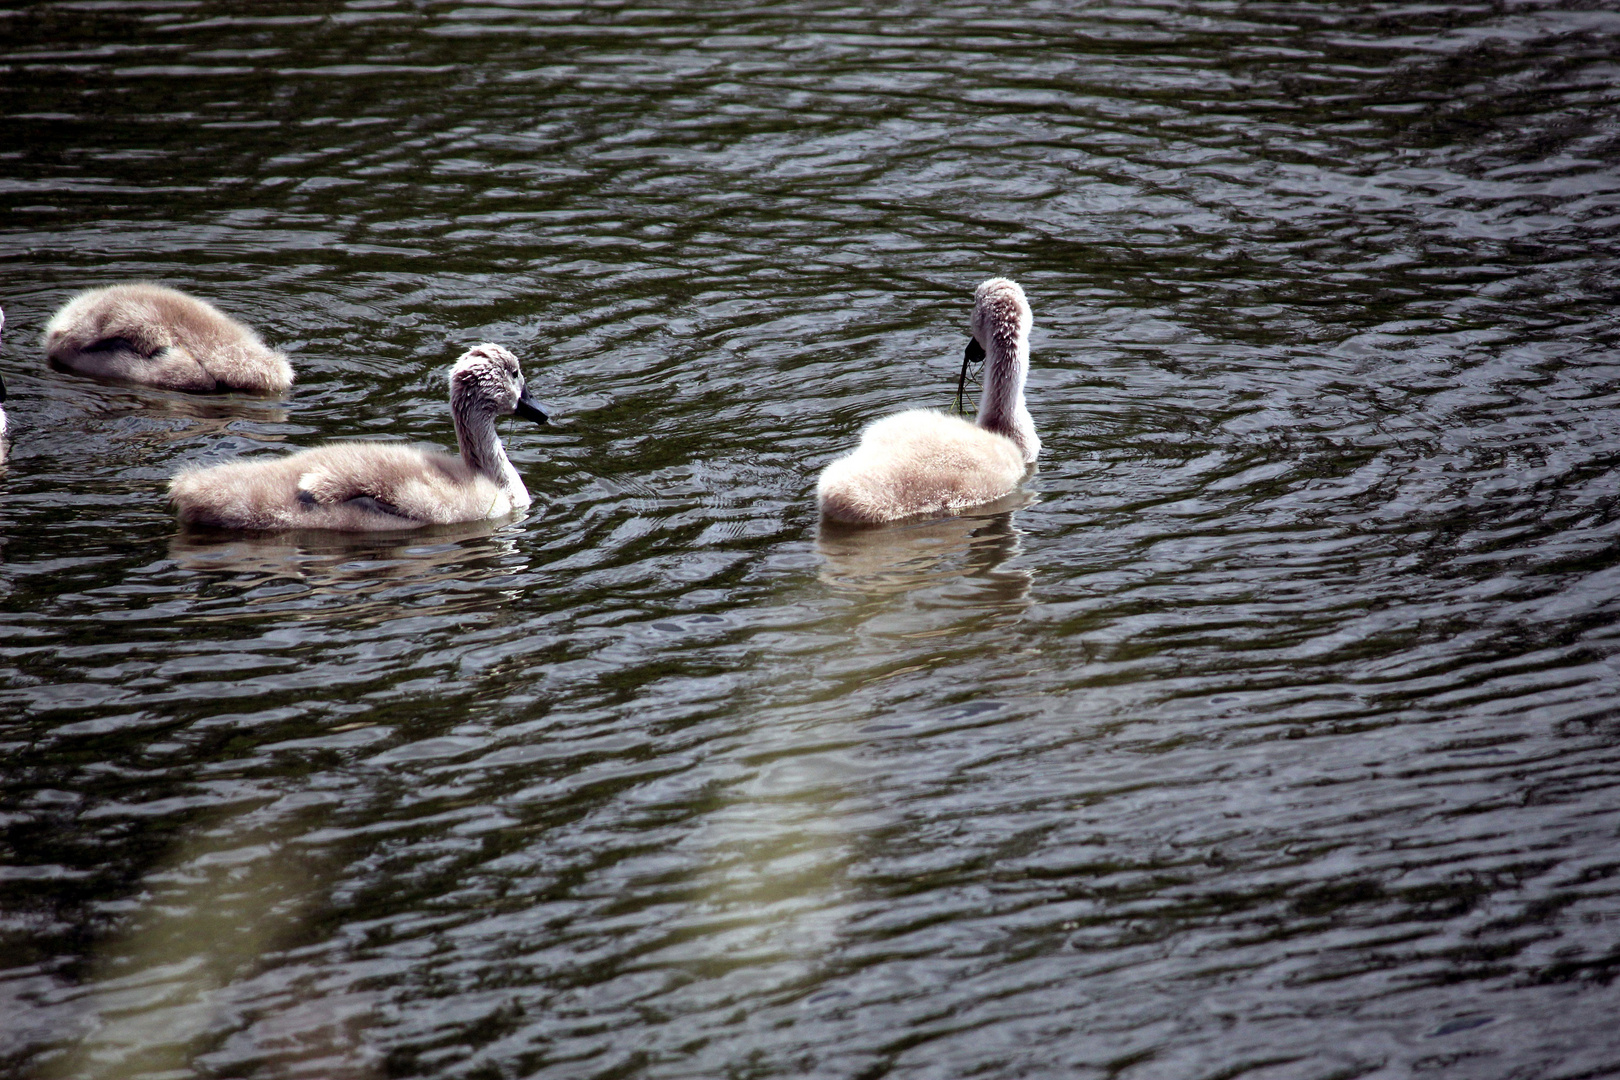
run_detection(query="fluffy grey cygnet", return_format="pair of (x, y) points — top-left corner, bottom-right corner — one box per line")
(817, 277), (1040, 524)
(43, 282), (293, 394)
(169, 343), (549, 532)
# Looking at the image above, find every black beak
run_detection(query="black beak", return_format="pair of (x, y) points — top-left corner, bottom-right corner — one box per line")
(513, 390), (548, 424)
(954, 337), (985, 414)
(0, 373), (7, 404)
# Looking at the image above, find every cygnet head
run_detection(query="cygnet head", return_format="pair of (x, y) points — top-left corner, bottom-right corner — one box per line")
(449, 343), (549, 422)
(970, 277), (1032, 357)
(447, 342), (548, 485)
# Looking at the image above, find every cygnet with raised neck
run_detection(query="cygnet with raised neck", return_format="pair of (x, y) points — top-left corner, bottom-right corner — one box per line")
(44, 282), (293, 394)
(169, 343), (549, 531)
(817, 277), (1040, 524)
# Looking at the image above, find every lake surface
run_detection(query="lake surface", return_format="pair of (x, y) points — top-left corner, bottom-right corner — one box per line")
(3, 2), (1620, 1077)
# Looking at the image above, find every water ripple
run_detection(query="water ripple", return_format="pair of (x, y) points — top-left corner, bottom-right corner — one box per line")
(3, 1), (1620, 1077)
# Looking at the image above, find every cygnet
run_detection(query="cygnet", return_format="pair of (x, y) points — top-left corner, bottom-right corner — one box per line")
(169, 343), (549, 532)
(817, 277), (1040, 524)
(44, 282), (293, 394)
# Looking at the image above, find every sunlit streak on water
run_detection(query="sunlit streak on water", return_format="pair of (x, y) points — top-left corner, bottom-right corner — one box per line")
(3, 1), (1620, 1076)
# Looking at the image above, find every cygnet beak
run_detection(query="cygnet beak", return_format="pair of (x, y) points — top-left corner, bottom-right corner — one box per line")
(954, 337), (986, 411)
(513, 390), (548, 424)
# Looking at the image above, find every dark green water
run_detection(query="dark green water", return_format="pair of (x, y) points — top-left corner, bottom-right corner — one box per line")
(3, 2), (1620, 1077)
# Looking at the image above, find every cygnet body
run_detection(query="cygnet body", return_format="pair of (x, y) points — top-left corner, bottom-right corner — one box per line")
(817, 277), (1040, 524)
(44, 282), (293, 394)
(169, 343), (548, 532)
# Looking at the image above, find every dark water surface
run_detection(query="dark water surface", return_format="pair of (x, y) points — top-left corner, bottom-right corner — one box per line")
(3, 2), (1620, 1077)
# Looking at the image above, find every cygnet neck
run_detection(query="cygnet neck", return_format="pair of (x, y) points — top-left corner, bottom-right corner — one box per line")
(451, 392), (529, 505)
(975, 327), (1039, 463)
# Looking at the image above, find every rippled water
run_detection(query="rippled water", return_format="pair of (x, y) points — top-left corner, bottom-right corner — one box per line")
(3, 2), (1620, 1077)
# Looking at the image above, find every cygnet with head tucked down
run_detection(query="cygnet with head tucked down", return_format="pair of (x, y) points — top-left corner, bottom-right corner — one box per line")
(169, 343), (549, 532)
(44, 282), (293, 395)
(817, 277), (1040, 524)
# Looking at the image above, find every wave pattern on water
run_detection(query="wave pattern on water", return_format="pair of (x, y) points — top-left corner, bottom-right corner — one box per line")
(2, 1), (1620, 1078)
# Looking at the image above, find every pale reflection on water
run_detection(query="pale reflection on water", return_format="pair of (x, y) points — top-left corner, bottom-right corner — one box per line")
(815, 496), (1034, 598)
(167, 524), (520, 583)
(43, 824), (357, 1080)
(51, 379), (292, 430)
(4, 0), (1620, 1076)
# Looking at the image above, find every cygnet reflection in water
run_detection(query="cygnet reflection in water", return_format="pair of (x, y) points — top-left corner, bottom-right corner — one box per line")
(90, 387), (293, 465)
(167, 523), (527, 613)
(43, 282), (294, 395)
(817, 492), (1035, 609)
(83, 383), (292, 428)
